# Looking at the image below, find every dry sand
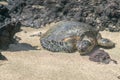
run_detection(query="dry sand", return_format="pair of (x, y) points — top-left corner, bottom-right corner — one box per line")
(0, 24), (120, 80)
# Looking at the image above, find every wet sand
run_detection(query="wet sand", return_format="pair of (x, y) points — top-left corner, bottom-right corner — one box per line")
(0, 24), (120, 80)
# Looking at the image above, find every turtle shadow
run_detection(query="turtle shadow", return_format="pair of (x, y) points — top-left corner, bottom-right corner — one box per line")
(7, 43), (40, 52)
(0, 34), (41, 52)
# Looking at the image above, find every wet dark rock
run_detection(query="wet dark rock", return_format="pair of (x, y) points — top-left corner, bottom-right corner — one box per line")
(6, 0), (120, 31)
(0, 4), (21, 50)
(0, 0), (7, 1)
(0, 52), (7, 60)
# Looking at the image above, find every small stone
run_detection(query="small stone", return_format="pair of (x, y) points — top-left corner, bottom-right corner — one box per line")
(117, 76), (120, 79)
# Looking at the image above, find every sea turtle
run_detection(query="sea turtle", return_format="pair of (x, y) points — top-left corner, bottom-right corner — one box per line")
(40, 21), (115, 55)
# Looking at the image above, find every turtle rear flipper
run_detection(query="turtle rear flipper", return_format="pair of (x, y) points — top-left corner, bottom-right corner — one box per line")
(101, 58), (118, 64)
(110, 59), (118, 64)
(89, 50), (117, 64)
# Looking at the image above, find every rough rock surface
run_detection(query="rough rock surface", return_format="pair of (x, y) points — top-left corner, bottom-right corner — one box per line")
(5, 0), (120, 31)
(0, 4), (21, 49)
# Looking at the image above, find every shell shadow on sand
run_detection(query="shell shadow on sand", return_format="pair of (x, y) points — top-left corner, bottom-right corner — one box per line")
(7, 43), (39, 52)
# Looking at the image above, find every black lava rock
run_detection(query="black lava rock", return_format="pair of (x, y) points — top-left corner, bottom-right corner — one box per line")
(0, 4), (21, 49)
(6, 0), (120, 31)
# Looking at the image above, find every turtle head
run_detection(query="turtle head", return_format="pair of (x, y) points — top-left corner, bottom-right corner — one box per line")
(76, 40), (94, 55)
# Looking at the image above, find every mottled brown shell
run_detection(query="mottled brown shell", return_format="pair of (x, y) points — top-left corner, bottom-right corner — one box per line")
(40, 21), (98, 52)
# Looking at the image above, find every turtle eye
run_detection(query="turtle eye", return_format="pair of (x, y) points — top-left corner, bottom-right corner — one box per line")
(83, 40), (91, 46)
(84, 41), (88, 44)
(77, 40), (91, 52)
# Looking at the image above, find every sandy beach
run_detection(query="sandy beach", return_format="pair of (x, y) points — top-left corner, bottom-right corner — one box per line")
(0, 24), (120, 80)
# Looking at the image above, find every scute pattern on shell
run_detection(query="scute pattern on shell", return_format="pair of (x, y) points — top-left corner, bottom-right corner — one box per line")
(41, 38), (76, 53)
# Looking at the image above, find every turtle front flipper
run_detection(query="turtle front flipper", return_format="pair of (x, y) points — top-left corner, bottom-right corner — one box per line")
(97, 33), (115, 48)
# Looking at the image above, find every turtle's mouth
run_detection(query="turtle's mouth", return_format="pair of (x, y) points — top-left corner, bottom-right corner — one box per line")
(79, 47), (88, 52)
(78, 47), (90, 55)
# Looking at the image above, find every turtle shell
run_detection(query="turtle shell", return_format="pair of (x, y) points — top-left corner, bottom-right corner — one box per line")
(41, 21), (98, 42)
(40, 21), (98, 52)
